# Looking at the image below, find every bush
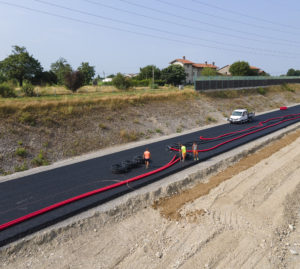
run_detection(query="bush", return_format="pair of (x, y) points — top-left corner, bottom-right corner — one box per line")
(112, 73), (132, 90)
(0, 83), (16, 98)
(257, 87), (266, 95)
(281, 83), (295, 92)
(19, 112), (36, 126)
(31, 150), (49, 166)
(64, 71), (84, 92)
(15, 147), (27, 157)
(131, 79), (151, 87)
(15, 162), (28, 172)
(22, 83), (36, 97)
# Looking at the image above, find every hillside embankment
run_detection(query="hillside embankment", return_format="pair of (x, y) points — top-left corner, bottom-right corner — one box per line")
(0, 84), (300, 175)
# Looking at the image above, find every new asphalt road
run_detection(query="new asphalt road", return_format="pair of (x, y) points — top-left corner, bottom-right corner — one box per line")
(0, 105), (300, 246)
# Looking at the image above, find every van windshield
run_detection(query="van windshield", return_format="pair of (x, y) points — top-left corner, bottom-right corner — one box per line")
(232, 111), (243, 116)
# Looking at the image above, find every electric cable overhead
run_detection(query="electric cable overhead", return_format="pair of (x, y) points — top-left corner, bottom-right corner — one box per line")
(191, 0), (300, 31)
(83, 0), (300, 48)
(31, 0), (300, 57)
(117, 0), (300, 46)
(0, 1), (298, 59)
(152, 0), (299, 35)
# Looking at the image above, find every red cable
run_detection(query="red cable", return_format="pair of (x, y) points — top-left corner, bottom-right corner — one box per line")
(1, 112), (299, 232)
(170, 114), (300, 153)
(200, 113), (300, 141)
(0, 156), (179, 231)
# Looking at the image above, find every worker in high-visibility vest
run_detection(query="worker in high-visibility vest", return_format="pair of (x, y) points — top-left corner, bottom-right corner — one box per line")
(143, 148), (151, 169)
(180, 144), (186, 162)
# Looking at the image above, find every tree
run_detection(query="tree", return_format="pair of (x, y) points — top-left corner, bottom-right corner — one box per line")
(0, 46), (42, 86)
(50, 58), (72, 84)
(31, 71), (58, 85)
(138, 65), (161, 80)
(77, 62), (95, 85)
(112, 73), (132, 90)
(161, 65), (186, 85)
(64, 71), (84, 92)
(229, 61), (253, 76)
(0, 70), (6, 84)
(287, 68), (300, 76)
(201, 67), (218, 76)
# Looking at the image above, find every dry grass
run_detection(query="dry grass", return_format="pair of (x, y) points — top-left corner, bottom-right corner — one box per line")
(0, 88), (198, 117)
(2, 84), (299, 118)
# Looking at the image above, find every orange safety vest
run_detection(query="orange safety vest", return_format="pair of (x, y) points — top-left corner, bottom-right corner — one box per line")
(144, 151), (150, 159)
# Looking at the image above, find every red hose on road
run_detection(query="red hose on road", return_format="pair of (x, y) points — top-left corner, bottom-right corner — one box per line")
(1, 112), (299, 232)
(170, 113), (300, 153)
(199, 113), (300, 141)
(0, 156), (179, 231)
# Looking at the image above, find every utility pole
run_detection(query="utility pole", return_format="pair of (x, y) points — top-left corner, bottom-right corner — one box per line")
(152, 65), (154, 88)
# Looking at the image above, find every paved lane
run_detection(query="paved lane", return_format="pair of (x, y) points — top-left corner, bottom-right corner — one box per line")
(0, 105), (299, 246)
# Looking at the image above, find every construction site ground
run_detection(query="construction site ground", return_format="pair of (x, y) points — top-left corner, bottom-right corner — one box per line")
(1, 120), (300, 269)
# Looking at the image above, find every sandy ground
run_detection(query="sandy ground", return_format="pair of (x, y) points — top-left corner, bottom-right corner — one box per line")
(1, 129), (300, 268)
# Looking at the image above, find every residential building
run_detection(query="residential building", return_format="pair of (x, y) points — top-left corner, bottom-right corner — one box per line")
(218, 64), (264, 76)
(170, 56), (218, 84)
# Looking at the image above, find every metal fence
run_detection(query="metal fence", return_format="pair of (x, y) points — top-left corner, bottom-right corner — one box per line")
(194, 76), (300, 91)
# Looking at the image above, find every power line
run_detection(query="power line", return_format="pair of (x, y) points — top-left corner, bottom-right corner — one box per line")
(83, 0), (299, 48)
(191, 0), (300, 31)
(117, 0), (300, 46)
(0, 1), (298, 59)
(153, 0), (299, 36)
(32, 0), (300, 56)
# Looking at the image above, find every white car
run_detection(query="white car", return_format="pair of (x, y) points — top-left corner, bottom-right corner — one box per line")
(228, 109), (255, 124)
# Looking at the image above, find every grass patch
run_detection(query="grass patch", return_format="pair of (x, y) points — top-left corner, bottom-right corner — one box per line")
(98, 123), (108, 130)
(206, 116), (217, 123)
(31, 150), (49, 166)
(18, 112), (36, 126)
(257, 87), (266, 95)
(0, 87), (198, 118)
(15, 147), (27, 157)
(281, 83), (295, 93)
(120, 129), (139, 142)
(155, 128), (163, 134)
(14, 162), (28, 172)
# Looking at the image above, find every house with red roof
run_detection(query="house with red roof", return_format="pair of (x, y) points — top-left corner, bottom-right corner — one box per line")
(218, 64), (264, 76)
(170, 56), (218, 84)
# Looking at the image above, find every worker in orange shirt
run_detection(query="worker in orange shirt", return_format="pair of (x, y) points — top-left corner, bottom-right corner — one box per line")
(143, 148), (151, 169)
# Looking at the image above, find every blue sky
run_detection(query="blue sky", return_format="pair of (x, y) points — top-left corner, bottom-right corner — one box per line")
(0, 0), (300, 76)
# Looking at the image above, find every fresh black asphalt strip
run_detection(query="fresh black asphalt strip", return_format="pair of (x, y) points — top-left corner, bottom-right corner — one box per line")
(0, 105), (299, 246)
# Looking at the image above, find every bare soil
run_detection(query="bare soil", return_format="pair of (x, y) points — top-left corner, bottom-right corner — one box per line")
(1, 124), (300, 269)
(1, 85), (300, 175)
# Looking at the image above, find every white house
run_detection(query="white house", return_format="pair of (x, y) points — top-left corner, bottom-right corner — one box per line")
(102, 78), (113, 82)
(170, 56), (218, 84)
(218, 64), (264, 76)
